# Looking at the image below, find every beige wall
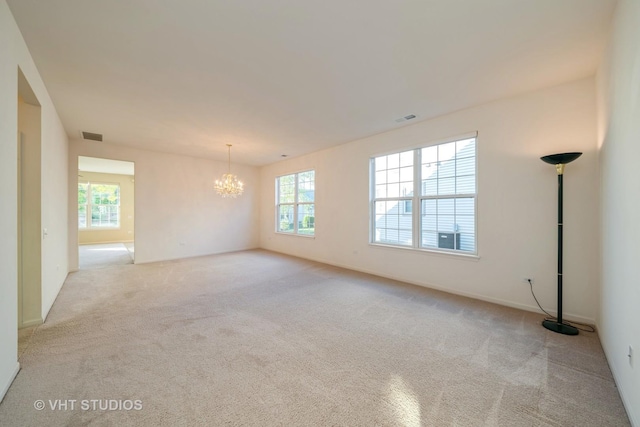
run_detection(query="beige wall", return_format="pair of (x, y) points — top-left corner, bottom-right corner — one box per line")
(260, 77), (599, 324)
(78, 171), (134, 245)
(597, 0), (640, 423)
(0, 0), (69, 402)
(68, 140), (260, 269)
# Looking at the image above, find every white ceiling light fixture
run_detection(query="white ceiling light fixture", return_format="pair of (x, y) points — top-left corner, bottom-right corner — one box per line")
(214, 144), (244, 198)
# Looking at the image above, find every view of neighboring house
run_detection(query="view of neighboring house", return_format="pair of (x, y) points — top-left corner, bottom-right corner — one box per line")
(374, 137), (476, 252)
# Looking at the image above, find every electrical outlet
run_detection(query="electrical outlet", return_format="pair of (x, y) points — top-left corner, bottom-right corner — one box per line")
(522, 277), (534, 285)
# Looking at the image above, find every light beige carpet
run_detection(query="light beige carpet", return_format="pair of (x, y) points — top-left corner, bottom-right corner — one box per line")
(79, 243), (134, 270)
(0, 250), (630, 426)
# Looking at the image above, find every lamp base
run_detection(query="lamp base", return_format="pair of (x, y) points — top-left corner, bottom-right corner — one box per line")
(542, 320), (579, 335)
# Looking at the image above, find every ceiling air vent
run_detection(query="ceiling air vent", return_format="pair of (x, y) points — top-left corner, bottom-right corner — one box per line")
(395, 114), (417, 123)
(81, 131), (103, 142)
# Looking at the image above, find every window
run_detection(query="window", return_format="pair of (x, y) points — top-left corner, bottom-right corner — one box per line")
(78, 182), (120, 229)
(371, 135), (476, 253)
(276, 170), (315, 236)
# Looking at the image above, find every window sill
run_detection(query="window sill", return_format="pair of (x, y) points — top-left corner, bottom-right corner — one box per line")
(369, 242), (479, 260)
(275, 232), (315, 239)
(80, 227), (121, 231)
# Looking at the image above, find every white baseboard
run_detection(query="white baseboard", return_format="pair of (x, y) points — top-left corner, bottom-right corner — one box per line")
(19, 317), (42, 329)
(264, 248), (596, 325)
(135, 246), (260, 265)
(0, 362), (20, 403)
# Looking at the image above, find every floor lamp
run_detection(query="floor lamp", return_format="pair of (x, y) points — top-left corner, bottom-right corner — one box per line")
(540, 152), (582, 335)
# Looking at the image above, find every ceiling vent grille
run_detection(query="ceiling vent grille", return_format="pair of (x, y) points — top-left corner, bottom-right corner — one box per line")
(395, 114), (417, 123)
(81, 131), (103, 142)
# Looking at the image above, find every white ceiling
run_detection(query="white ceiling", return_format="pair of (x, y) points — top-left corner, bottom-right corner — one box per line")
(8, 0), (616, 166)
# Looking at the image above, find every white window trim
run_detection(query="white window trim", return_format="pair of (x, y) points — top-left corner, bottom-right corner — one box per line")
(369, 133), (478, 256)
(275, 170), (315, 237)
(79, 181), (122, 230)
(368, 240), (480, 260)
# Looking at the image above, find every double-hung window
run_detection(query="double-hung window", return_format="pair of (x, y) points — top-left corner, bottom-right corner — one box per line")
(276, 170), (315, 236)
(371, 135), (476, 253)
(78, 182), (121, 229)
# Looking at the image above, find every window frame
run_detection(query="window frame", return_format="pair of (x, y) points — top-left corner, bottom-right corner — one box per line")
(78, 181), (121, 230)
(78, 182), (89, 229)
(275, 170), (315, 237)
(370, 133), (478, 255)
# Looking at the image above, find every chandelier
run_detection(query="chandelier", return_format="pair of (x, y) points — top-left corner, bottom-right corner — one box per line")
(214, 144), (244, 198)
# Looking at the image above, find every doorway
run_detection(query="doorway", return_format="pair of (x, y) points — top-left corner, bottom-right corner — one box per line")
(17, 69), (42, 332)
(77, 157), (135, 270)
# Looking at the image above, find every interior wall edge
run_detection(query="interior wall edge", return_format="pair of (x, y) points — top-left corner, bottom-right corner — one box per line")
(41, 272), (68, 323)
(0, 363), (20, 404)
(600, 337), (638, 427)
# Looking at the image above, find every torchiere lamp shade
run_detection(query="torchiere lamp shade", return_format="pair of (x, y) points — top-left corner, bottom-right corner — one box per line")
(541, 152), (582, 165)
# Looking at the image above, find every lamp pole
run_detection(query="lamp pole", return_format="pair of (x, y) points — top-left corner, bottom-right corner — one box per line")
(540, 152), (581, 336)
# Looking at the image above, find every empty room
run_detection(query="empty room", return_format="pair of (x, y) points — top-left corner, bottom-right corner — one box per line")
(0, 0), (638, 426)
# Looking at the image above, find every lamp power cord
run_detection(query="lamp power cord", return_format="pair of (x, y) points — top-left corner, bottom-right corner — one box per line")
(527, 279), (595, 333)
